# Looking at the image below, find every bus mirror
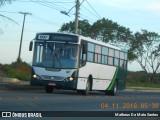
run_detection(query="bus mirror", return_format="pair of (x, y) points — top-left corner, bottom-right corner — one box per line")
(29, 41), (33, 51)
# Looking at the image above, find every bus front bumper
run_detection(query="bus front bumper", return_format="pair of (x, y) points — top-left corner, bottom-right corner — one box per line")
(30, 78), (77, 90)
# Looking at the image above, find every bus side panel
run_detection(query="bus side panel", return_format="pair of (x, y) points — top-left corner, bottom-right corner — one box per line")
(117, 67), (127, 90)
(77, 77), (88, 90)
(77, 62), (116, 90)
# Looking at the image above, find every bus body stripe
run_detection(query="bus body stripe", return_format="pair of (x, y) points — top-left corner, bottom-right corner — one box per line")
(107, 68), (118, 90)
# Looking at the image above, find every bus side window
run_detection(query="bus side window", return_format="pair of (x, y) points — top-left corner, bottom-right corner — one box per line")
(80, 40), (87, 67)
(82, 44), (87, 54)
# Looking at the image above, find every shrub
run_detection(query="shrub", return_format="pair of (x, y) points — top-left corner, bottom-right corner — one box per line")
(3, 61), (31, 81)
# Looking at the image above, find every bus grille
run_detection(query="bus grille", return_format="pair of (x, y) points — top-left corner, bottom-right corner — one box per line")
(40, 75), (65, 81)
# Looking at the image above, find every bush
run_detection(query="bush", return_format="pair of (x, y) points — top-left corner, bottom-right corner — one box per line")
(3, 61), (31, 81)
(127, 71), (160, 88)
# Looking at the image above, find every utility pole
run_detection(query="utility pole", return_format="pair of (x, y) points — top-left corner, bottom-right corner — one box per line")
(17, 12), (31, 62)
(75, 0), (80, 34)
(61, 0), (84, 34)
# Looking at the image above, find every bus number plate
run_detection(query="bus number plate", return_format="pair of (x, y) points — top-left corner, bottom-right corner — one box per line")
(48, 83), (56, 86)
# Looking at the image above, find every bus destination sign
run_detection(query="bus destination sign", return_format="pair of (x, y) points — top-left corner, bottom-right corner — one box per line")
(36, 33), (78, 43)
(38, 35), (49, 40)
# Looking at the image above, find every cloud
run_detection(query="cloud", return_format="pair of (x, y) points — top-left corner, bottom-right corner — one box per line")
(90, 0), (144, 10)
(146, 2), (160, 15)
(90, 0), (160, 14)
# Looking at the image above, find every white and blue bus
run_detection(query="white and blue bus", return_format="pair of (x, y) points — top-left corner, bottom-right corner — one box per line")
(29, 32), (127, 95)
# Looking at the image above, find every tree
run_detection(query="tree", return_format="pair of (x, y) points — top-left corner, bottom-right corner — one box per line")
(0, 0), (12, 6)
(0, 0), (18, 33)
(59, 18), (134, 61)
(59, 18), (160, 84)
(131, 29), (160, 83)
(59, 20), (91, 37)
(90, 18), (133, 51)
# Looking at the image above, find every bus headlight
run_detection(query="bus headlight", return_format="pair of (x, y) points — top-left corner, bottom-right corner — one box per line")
(64, 77), (74, 82)
(33, 74), (41, 79)
(69, 77), (74, 81)
(33, 74), (37, 78)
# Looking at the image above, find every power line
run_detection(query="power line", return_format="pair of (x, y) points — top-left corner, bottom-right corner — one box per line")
(0, 10), (63, 26)
(31, 14), (61, 26)
(79, 15), (94, 24)
(30, 1), (64, 11)
(16, 0), (76, 17)
(0, 14), (19, 25)
(80, 14), (95, 22)
(35, 0), (69, 11)
(16, 0), (96, 22)
(81, 4), (100, 19)
(16, 0), (71, 12)
(85, 0), (101, 19)
(16, 0), (75, 11)
(1, 0), (101, 30)
(0, 11), (18, 14)
(16, 0), (74, 3)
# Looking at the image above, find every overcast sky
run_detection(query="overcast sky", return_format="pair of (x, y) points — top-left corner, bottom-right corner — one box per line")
(0, 0), (160, 71)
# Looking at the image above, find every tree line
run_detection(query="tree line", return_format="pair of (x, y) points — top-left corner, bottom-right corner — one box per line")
(1, 0), (160, 83)
(59, 18), (160, 83)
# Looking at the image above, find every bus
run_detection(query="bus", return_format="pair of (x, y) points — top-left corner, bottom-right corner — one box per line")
(29, 32), (127, 95)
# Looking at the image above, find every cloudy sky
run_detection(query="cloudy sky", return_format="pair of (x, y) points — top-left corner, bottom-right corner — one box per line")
(0, 0), (160, 71)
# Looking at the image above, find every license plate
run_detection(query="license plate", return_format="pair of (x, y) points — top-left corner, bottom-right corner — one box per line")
(48, 83), (56, 86)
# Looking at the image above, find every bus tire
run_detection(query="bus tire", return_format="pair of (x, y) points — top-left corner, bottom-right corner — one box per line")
(82, 80), (90, 95)
(105, 80), (117, 96)
(77, 90), (83, 94)
(45, 86), (54, 93)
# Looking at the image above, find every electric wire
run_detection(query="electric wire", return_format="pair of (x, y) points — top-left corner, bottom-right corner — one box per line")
(30, 0), (66, 11)
(1, 0), (102, 26)
(85, 0), (101, 19)
(81, 4), (99, 20)
(0, 11), (19, 14)
(16, 0), (101, 21)
(16, 0), (74, 3)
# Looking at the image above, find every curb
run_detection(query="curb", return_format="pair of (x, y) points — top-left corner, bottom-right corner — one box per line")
(0, 79), (160, 92)
(0, 83), (160, 92)
(125, 87), (160, 92)
(0, 83), (44, 90)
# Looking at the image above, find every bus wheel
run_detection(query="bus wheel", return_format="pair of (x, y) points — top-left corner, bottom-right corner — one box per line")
(105, 81), (117, 96)
(77, 90), (82, 94)
(82, 80), (90, 95)
(45, 86), (54, 93)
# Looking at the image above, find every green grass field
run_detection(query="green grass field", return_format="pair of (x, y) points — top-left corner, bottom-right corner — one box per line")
(127, 71), (160, 88)
(126, 82), (160, 88)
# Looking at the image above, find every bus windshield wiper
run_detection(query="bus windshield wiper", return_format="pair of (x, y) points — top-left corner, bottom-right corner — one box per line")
(53, 50), (62, 68)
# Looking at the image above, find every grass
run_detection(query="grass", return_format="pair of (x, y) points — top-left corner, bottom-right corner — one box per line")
(127, 71), (160, 88)
(2, 61), (31, 81)
(126, 82), (160, 88)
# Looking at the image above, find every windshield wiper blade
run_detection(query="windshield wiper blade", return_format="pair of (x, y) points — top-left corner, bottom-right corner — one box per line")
(53, 50), (62, 68)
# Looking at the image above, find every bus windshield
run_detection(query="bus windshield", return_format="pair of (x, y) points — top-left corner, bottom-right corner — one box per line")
(33, 42), (79, 69)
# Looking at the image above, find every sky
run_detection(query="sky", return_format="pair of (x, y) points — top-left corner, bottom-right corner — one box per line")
(0, 0), (160, 71)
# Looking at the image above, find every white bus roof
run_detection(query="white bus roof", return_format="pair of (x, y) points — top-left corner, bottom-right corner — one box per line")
(36, 32), (127, 52)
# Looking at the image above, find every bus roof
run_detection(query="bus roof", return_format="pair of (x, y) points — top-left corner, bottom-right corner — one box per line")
(35, 32), (128, 52)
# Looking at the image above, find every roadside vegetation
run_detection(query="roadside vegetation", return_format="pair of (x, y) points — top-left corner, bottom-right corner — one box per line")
(1, 61), (160, 89)
(127, 71), (160, 88)
(0, 60), (31, 81)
